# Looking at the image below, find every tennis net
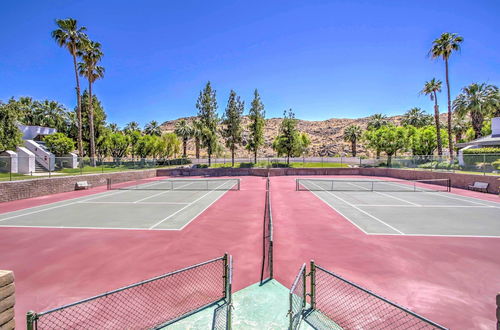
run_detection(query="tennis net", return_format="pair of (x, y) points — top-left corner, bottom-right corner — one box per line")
(296, 178), (450, 192)
(107, 178), (241, 191)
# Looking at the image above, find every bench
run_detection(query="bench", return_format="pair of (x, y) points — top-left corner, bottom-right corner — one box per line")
(75, 181), (92, 190)
(467, 181), (489, 193)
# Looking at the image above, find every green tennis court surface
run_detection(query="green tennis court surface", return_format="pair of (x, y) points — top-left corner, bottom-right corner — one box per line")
(298, 178), (500, 237)
(0, 178), (239, 230)
(166, 280), (316, 330)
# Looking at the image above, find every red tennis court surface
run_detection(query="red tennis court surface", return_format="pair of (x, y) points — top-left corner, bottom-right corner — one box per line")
(1, 174), (499, 329)
(272, 175), (500, 329)
(0, 176), (265, 327)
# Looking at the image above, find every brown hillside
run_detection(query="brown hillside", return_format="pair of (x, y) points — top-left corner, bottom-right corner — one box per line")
(160, 114), (449, 158)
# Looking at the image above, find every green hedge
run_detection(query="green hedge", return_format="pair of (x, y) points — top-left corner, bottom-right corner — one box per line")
(462, 147), (500, 154)
(418, 161), (460, 170)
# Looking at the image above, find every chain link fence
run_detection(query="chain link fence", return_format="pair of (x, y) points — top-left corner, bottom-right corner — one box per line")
(288, 262), (446, 330)
(213, 255), (233, 330)
(311, 263), (446, 329)
(0, 156), (190, 181)
(260, 176), (274, 284)
(288, 263), (307, 330)
(2, 153), (499, 181)
(27, 255), (231, 330)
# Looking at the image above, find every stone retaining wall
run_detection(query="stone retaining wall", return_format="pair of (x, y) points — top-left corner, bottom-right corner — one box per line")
(0, 271), (15, 330)
(0, 170), (157, 203)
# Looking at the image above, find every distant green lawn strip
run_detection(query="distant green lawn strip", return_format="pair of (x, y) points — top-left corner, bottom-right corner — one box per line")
(205, 162), (348, 168)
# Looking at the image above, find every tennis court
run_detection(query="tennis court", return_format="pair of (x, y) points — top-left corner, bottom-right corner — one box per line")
(297, 178), (500, 237)
(0, 177), (240, 230)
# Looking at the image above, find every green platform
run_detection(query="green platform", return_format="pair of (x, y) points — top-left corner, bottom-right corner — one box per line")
(166, 280), (317, 329)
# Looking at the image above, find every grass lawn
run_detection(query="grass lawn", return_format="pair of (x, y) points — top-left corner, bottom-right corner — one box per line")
(202, 162), (349, 168)
(0, 164), (184, 182)
(0, 172), (38, 181)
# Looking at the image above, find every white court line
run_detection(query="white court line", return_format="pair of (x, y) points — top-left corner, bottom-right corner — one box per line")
(79, 201), (190, 205)
(354, 204), (494, 208)
(345, 181), (420, 206)
(305, 188), (370, 234)
(308, 181), (405, 235)
(368, 232), (500, 238)
(0, 189), (129, 223)
(431, 192), (500, 208)
(149, 181), (229, 230)
(132, 181), (196, 203)
(177, 186), (231, 231)
(383, 180), (500, 208)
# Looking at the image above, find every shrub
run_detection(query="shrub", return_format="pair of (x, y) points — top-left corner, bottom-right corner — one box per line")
(44, 133), (75, 156)
(462, 147), (500, 154)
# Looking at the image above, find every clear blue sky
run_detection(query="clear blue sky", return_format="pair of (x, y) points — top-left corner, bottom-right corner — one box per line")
(1, 0), (498, 127)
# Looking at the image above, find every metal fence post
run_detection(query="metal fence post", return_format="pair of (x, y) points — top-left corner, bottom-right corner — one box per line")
(223, 253), (228, 300)
(26, 311), (37, 330)
(483, 154), (486, 176)
(496, 293), (499, 330)
(310, 260), (316, 310)
(302, 266), (307, 309)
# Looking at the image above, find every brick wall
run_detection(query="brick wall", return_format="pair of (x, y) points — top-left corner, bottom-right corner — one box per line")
(1, 167), (498, 203)
(0, 271), (15, 330)
(0, 170), (157, 203)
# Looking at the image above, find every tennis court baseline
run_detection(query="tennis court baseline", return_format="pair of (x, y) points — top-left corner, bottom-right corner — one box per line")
(297, 178), (500, 237)
(0, 178), (240, 230)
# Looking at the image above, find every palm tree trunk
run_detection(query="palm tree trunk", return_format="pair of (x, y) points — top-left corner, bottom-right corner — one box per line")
(195, 138), (200, 159)
(231, 148), (235, 167)
(445, 59), (453, 158)
(182, 138), (187, 158)
(72, 51), (83, 158)
(254, 150), (257, 164)
(352, 140), (356, 157)
(471, 111), (484, 139)
(433, 91), (442, 156)
(88, 80), (96, 166)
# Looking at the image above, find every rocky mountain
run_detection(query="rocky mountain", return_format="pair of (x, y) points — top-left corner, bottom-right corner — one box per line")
(160, 114), (448, 158)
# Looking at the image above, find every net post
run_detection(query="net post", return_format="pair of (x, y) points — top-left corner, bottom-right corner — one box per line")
(496, 293), (500, 330)
(26, 310), (37, 330)
(310, 260), (316, 310)
(223, 253), (229, 300)
(288, 290), (293, 329)
(448, 178), (451, 192)
(302, 265), (307, 309)
(238, 178), (240, 191)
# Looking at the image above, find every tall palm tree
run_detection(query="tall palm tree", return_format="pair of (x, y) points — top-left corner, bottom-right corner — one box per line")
(420, 78), (443, 155)
(144, 120), (162, 136)
(124, 121), (140, 133)
(52, 18), (88, 157)
(452, 117), (469, 143)
(367, 113), (388, 130)
(174, 119), (193, 158)
(453, 83), (499, 139)
(191, 120), (203, 159)
(108, 123), (120, 133)
(343, 125), (362, 157)
(78, 40), (104, 165)
(430, 32), (464, 157)
(401, 107), (432, 127)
